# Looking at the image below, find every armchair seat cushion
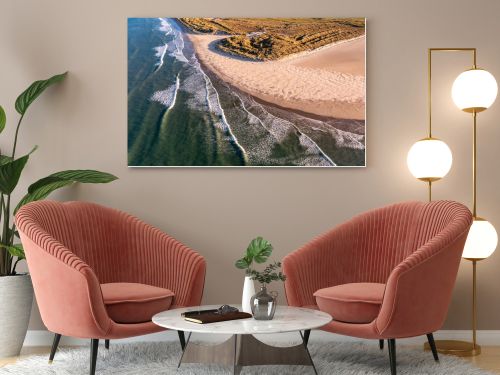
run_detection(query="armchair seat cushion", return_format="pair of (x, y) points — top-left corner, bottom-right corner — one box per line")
(101, 283), (174, 324)
(314, 283), (385, 324)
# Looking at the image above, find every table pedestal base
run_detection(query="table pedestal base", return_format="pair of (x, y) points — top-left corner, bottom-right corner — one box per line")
(178, 332), (317, 374)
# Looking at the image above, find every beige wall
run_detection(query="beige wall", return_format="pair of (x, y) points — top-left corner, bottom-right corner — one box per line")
(1, 0), (500, 331)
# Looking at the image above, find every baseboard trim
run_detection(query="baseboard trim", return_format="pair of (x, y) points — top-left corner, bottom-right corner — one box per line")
(23, 329), (500, 347)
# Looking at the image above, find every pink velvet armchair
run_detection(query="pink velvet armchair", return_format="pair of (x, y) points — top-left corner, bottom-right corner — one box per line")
(283, 200), (472, 375)
(16, 200), (206, 375)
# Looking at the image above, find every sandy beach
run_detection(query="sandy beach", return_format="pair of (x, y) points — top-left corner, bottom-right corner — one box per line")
(187, 34), (366, 120)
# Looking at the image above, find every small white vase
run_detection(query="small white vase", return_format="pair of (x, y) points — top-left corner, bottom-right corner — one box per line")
(241, 276), (255, 313)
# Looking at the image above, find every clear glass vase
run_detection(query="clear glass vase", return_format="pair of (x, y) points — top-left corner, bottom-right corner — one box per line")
(250, 285), (278, 320)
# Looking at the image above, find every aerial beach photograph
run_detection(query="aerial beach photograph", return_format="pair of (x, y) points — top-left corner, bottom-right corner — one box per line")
(128, 18), (366, 166)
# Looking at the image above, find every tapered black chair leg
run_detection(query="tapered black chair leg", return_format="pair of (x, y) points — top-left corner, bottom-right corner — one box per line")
(177, 330), (186, 350)
(105, 339), (110, 350)
(303, 329), (311, 347)
(388, 339), (396, 375)
(426, 333), (439, 362)
(379, 339), (384, 350)
(90, 339), (99, 375)
(48, 333), (62, 363)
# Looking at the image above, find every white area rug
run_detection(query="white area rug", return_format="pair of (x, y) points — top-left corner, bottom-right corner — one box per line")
(0, 341), (493, 374)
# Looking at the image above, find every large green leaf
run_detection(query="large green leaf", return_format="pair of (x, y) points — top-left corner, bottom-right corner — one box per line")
(246, 237), (273, 264)
(0, 153), (31, 194)
(15, 169), (118, 213)
(17, 180), (74, 211)
(27, 176), (65, 194)
(28, 169), (117, 193)
(15, 72), (67, 115)
(0, 105), (5, 134)
(51, 170), (118, 183)
(27, 169), (117, 194)
(235, 258), (250, 269)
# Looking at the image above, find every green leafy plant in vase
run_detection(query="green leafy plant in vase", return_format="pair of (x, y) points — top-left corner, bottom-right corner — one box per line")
(235, 237), (286, 319)
(0, 72), (117, 358)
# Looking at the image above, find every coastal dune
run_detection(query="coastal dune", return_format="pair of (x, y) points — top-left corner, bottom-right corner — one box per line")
(187, 34), (366, 120)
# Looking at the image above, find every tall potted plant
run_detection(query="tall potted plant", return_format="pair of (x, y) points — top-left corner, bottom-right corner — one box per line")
(0, 72), (117, 357)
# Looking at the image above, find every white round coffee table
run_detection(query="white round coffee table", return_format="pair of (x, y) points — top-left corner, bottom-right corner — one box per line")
(153, 305), (331, 374)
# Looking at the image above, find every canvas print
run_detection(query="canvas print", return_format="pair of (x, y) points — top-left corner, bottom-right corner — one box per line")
(128, 18), (366, 167)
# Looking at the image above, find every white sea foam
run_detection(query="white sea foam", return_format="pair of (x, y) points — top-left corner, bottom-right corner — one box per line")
(163, 19), (188, 63)
(154, 45), (168, 70)
(156, 19), (247, 159)
(182, 71), (210, 112)
(153, 18), (175, 70)
(158, 18), (173, 34)
(198, 64), (247, 157)
(162, 19), (247, 157)
(244, 95), (336, 166)
(150, 75), (180, 111)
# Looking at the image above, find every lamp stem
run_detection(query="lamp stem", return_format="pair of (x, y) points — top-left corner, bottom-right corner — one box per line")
(428, 49), (432, 138)
(428, 180), (432, 202)
(472, 259), (478, 349)
(472, 111), (477, 217)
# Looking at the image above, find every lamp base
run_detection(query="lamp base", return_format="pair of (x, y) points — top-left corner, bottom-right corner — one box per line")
(424, 340), (481, 357)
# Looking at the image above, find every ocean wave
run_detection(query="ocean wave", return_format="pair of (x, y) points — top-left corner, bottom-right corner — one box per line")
(242, 94), (336, 166)
(154, 45), (168, 70)
(162, 18), (247, 158)
(150, 75), (180, 110)
(198, 64), (247, 157)
(158, 18), (172, 34)
(164, 19), (188, 63)
(182, 70), (210, 112)
(153, 18), (175, 70)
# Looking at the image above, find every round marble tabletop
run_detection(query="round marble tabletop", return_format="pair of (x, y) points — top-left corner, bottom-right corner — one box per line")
(153, 305), (332, 335)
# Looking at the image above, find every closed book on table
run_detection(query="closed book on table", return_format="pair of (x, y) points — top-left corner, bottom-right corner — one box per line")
(183, 311), (252, 324)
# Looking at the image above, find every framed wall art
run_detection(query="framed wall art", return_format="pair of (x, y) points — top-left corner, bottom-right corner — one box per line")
(128, 18), (366, 167)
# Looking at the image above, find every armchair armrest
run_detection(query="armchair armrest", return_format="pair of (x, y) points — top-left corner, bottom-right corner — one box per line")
(376, 227), (470, 338)
(17, 230), (111, 339)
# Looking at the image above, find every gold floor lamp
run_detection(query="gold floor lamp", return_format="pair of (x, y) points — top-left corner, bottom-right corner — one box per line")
(407, 48), (498, 356)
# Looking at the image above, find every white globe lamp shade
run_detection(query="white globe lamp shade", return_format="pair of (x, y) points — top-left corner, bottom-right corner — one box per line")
(452, 69), (498, 113)
(407, 138), (453, 181)
(462, 218), (498, 259)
